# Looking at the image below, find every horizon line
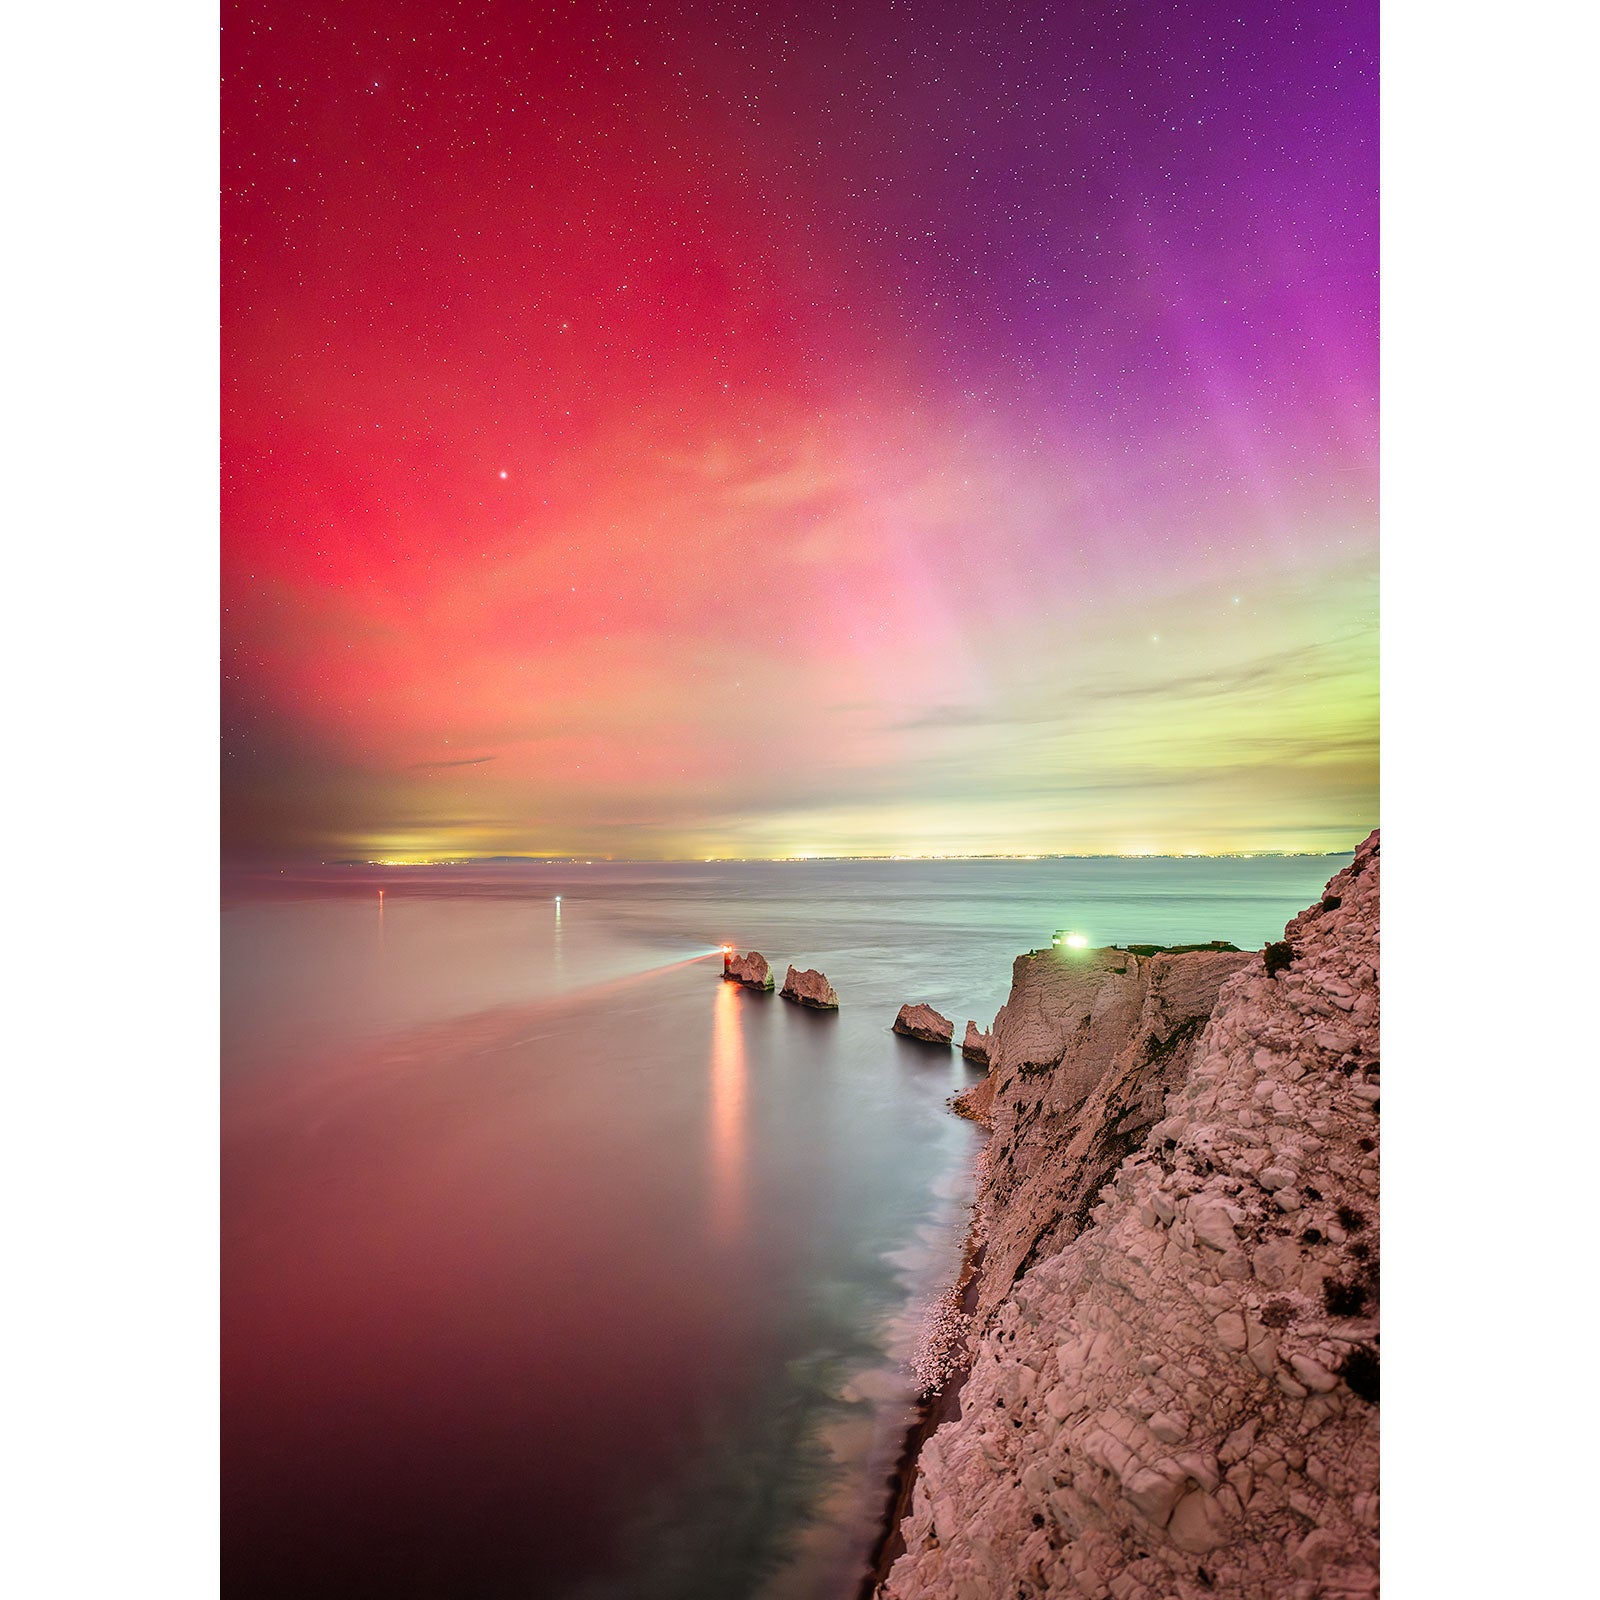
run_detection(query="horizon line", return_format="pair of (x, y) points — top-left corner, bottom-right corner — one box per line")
(278, 847), (1364, 867)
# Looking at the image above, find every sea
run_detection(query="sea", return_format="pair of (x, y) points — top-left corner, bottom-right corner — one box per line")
(222, 855), (1345, 1600)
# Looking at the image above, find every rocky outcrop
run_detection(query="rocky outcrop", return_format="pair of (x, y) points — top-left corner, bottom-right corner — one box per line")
(780, 965), (840, 1009)
(724, 951), (774, 992)
(950, 1077), (996, 1126)
(881, 832), (1380, 1600)
(961, 1021), (993, 1065)
(970, 943), (1254, 1322)
(895, 1004), (954, 1045)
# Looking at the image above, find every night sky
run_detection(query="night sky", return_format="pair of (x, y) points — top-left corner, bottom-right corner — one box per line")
(223, 0), (1377, 862)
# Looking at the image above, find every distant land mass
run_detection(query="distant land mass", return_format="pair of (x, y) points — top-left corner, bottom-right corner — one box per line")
(328, 850), (1360, 867)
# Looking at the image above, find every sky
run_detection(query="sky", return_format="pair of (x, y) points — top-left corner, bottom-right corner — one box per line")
(223, 0), (1377, 862)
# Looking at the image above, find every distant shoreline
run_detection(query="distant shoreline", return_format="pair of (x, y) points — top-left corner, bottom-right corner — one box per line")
(312, 849), (1360, 868)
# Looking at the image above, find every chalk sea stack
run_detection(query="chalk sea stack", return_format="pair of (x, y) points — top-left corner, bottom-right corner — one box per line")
(724, 951), (774, 992)
(960, 1021), (993, 1065)
(877, 832), (1380, 1600)
(894, 1003), (954, 1045)
(779, 966), (839, 1009)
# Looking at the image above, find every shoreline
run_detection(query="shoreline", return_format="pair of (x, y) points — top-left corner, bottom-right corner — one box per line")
(856, 1232), (988, 1598)
(871, 834), (1380, 1597)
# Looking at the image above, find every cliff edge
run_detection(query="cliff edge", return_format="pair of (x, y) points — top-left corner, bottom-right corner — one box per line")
(882, 832), (1379, 1600)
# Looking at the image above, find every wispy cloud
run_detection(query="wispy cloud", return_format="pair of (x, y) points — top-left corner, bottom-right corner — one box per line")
(889, 629), (1374, 734)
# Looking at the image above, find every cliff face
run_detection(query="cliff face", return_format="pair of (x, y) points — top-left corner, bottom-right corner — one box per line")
(971, 944), (1254, 1324)
(884, 833), (1379, 1600)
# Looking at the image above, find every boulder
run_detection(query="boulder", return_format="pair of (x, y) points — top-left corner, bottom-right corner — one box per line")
(779, 965), (839, 1009)
(894, 1002), (954, 1045)
(724, 951), (774, 992)
(950, 1076), (996, 1126)
(962, 1020), (993, 1065)
(1168, 1488), (1232, 1552)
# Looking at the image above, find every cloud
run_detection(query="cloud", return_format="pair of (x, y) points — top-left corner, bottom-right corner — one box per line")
(1066, 636), (1374, 708)
(889, 632), (1374, 734)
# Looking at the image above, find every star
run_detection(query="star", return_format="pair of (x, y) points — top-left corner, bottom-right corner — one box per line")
(499, 470), (508, 479)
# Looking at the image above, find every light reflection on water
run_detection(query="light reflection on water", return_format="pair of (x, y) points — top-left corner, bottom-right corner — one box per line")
(710, 978), (747, 1244)
(223, 854), (1345, 1599)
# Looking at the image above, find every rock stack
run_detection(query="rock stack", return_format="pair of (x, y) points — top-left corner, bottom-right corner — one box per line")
(894, 1003), (955, 1045)
(960, 1021), (993, 1066)
(879, 832), (1380, 1600)
(779, 966), (839, 1009)
(723, 951), (774, 992)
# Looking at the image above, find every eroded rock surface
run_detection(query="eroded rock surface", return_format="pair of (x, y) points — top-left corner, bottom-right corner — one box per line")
(882, 832), (1380, 1600)
(951, 1076), (996, 1127)
(724, 951), (774, 992)
(973, 944), (1253, 1322)
(962, 1021), (994, 1065)
(895, 1003), (955, 1045)
(780, 965), (839, 1009)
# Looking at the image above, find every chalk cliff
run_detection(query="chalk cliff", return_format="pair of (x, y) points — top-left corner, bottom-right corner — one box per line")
(881, 832), (1379, 1600)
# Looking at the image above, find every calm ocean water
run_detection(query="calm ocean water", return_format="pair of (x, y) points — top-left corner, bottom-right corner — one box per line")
(222, 856), (1345, 1599)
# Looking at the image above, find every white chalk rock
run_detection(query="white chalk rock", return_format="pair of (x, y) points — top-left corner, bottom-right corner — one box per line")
(880, 831), (1381, 1600)
(894, 1003), (954, 1045)
(1168, 1488), (1232, 1552)
(779, 965), (839, 1009)
(724, 951), (773, 991)
(962, 1020), (994, 1064)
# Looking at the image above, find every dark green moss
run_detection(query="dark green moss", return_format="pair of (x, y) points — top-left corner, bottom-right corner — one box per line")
(1009, 1209), (1066, 1287)
(1259, 1297), (1295, 1329)
(1142, 1014), (1205, 1067)
(1323, 1276), (1370, 1318)
(1338, 1342), (1379, 1404)
(1263, 941), (1296, 976)
(1119, 940), (1241, 957)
